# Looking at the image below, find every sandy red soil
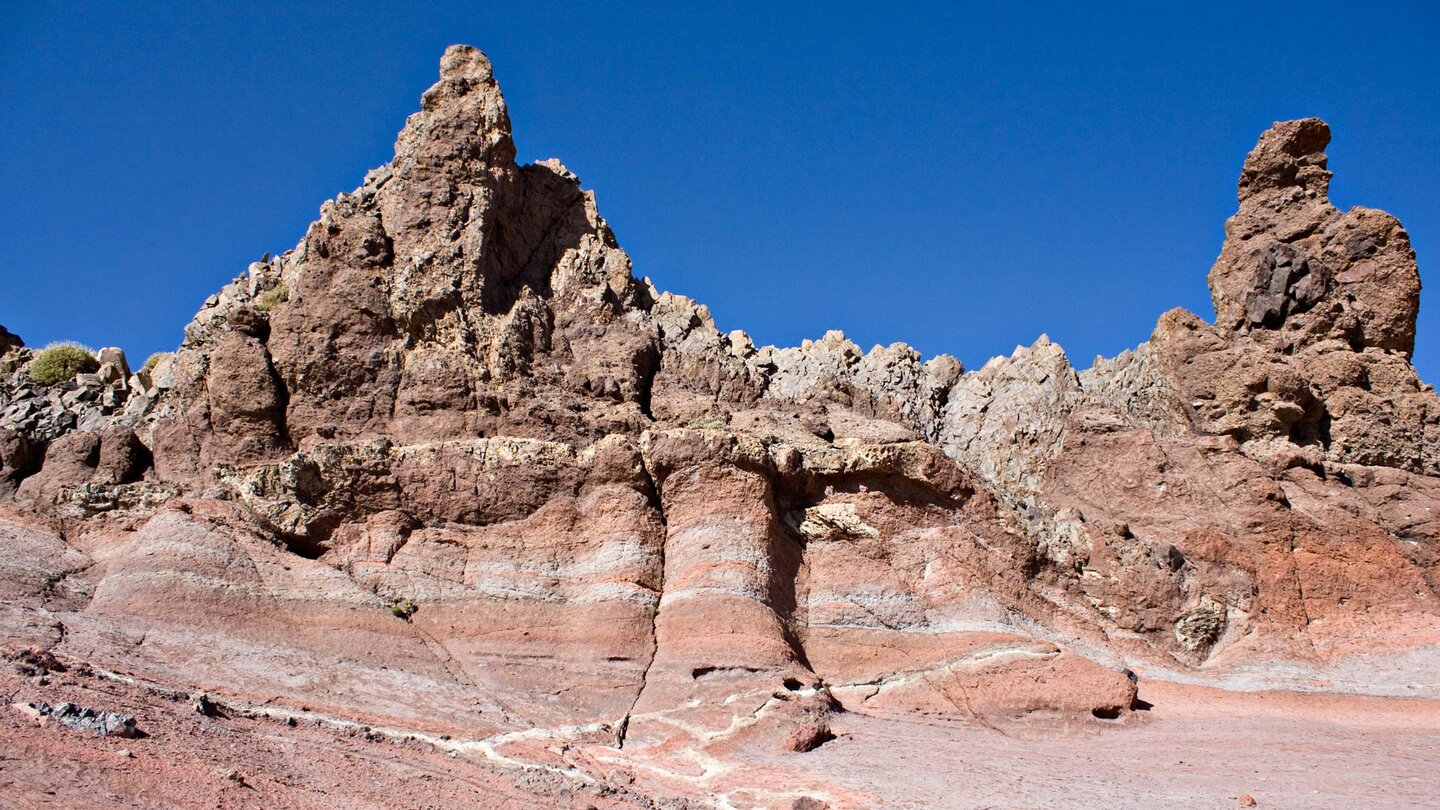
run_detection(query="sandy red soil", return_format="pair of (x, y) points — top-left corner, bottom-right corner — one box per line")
(4, 666), (1437, 809)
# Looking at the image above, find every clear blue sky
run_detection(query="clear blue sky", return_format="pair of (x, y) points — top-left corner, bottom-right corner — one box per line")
(3, 2), (1436, 383)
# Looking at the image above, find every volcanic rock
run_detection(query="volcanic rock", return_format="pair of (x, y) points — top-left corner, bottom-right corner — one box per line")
(0, 326), (21, 359)
(0, 46), (1436, 807)
(15, 700), (140, 738)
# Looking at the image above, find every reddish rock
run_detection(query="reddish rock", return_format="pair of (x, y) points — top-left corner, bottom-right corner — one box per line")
(0, 45), (1437, 807)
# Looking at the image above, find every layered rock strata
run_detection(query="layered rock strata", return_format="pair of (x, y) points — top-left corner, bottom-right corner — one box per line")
(1, 44), (1436, 806)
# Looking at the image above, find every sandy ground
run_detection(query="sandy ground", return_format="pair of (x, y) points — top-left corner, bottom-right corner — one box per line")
(0, 668), (648, 809)
(785, 681), (1440, 809)
(3, 668), (1438, 809)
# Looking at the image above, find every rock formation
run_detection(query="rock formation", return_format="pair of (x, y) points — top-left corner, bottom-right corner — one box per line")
(1, 46), (1436, 807)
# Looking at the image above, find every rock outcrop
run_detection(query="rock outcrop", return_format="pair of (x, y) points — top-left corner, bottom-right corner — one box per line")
(0, 46), (1435, 807)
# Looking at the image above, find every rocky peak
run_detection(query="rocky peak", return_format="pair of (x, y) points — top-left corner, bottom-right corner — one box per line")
(1237, 117), (1332, 203)
(404, 43), (515, 173)
(438, 42), (499, 83)
(0, 325), (22, 358)
(1150, 120), (1437, 475)
(139, 45), (659, 478)
(1210, 118), (1420, 356)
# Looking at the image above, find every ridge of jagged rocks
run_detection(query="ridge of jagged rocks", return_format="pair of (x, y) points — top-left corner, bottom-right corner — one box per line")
(1, 44), (1437, 807)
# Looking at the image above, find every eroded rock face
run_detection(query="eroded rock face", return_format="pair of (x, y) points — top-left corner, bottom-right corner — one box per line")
(1, 47), (1436, 807)
(1170, 118), (1435, 477)
(0, 326), (21, 359)
(1213, 118), (1419, 353)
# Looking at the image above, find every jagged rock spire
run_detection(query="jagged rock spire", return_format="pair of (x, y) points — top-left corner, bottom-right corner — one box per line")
(1237, 117), (1332, 203)
(1208, 118), (1420, 356)
(0, 325), (22, 357)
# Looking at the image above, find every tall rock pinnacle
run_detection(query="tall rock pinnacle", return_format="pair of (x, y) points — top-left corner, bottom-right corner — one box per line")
(1209, 118), (1420, 356)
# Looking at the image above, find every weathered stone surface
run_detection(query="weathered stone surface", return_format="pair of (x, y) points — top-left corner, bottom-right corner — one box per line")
(1213, 119), (1419, 354)
(15, 701), (140, 737)
(0, 326), (22, 359)
(1189, 118), (1435, 477)
(0, 47), (1437, 808)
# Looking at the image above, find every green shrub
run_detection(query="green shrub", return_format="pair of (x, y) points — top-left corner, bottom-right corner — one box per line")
(28, 342), (99, 385)
(390, 599), (418, 621)
(686, 414), (727, 430)
(142, 352), (170, 372)
(255, 283), (290, 312)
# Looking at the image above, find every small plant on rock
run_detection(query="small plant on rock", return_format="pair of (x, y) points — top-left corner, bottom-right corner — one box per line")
(28, 342), (99, 385)
(686, 414), (727, 430)
(142, 352), (170, 372)
(390, 599), (418, 621)
(255, 283), (290, 312)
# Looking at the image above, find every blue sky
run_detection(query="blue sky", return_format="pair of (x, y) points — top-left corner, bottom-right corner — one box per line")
(2, 2), (1436, 383)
